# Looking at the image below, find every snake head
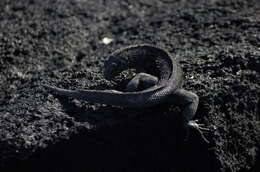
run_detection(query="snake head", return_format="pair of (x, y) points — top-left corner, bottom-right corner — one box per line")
(104, 55), (124, 80)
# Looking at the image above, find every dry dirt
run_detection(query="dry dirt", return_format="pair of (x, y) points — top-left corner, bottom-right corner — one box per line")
(0, 0), (259, 171)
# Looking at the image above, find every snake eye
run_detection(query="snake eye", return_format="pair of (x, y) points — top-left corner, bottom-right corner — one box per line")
(111, 62), (116, 67)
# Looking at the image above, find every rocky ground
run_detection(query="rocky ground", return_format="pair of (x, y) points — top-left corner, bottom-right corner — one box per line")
(0, 0), (259, 171)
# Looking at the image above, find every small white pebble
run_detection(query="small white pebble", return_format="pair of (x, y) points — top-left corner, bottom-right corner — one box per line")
(102, 37), (113, 45)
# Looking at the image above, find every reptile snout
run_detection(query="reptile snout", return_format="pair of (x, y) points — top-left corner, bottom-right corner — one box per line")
(104, 62), (117, 80)
(104, 55), (122, 80)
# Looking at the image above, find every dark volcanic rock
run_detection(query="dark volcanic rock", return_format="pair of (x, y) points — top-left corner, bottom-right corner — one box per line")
(0, 0), (259, 171)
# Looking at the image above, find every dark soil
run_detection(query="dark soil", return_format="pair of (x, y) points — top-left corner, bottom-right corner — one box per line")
(0, 0), (259, 171)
